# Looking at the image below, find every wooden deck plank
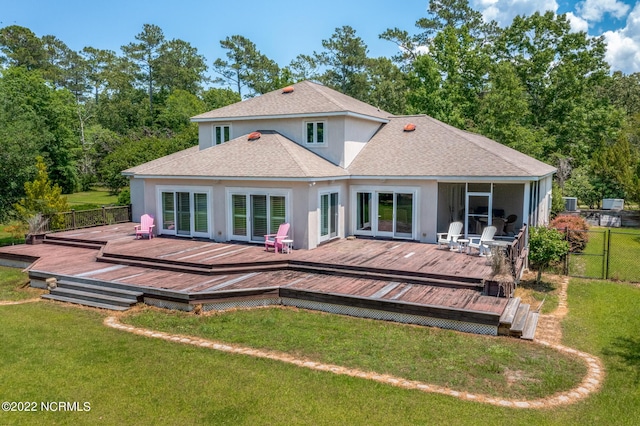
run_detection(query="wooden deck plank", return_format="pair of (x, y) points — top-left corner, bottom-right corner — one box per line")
(0, 225), (510, 318)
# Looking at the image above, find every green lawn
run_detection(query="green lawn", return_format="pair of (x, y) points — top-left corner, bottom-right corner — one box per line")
(65, 187), (118, 209)
(0, 267), (42, 301)
(122, 306), (584, 400)
(2, 268), (640, 424)
(0, 224), (24, 246)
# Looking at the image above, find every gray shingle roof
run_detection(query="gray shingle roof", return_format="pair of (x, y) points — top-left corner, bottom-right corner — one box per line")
(347, 115), (556, 178)
(192, 80), (391, 122)
(124, 131), (349, 179)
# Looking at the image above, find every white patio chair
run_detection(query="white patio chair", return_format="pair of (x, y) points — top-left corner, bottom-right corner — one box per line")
(437, 221), (463, 250)
(468, 226), (497, 256)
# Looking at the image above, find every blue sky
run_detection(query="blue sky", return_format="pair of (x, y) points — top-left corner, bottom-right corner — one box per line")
(2, 0), (639, 80)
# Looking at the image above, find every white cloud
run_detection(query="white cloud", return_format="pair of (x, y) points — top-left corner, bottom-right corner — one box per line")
(470, 0), (559, 27)
(565, 12), (589, 33)
(603, 3), (640, 73)
(466, 0), (640, 73)
(576, 0), (630, 22)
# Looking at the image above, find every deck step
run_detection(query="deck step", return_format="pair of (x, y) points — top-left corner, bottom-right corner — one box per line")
(41, 294), (130, 311)
(520, 312), (540, 340)
(97, 253), (483, 290)
(47, 287), (136, 307)
(97, 253), (286, 274)
(43, 238), (103, 250)
(509, 303), (531, 336)
(55, 280), (143, 299)
(41, 279), (142, 311)
(499, 297), (521, 325)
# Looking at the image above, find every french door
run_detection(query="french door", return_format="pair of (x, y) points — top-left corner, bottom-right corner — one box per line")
(159, 189), (210, 238)
(354, 189), (415, 239)
(230, 192), (287, 242)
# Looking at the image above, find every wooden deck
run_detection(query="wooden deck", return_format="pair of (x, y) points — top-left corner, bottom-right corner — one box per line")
(0, 223), (512, 335)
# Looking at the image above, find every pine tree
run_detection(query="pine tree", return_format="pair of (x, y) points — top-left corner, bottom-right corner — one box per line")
(15, 156), (69, 229)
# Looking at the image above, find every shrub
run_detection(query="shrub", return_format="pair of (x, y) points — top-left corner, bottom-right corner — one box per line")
(528, 226), (570, 285)
(550, 215), (590, 253)
(117, 188), (131, 206)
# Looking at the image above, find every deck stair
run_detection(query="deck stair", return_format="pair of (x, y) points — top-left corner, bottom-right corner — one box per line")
(498, 297), (540, 340)
(96, 251), (485, 290)
(43, 235), (105, 250)
(97, 251), (287, 275)
(42, 279), (142, 311)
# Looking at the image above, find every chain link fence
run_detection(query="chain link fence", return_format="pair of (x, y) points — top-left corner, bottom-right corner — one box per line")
(563, 228), (640, 282)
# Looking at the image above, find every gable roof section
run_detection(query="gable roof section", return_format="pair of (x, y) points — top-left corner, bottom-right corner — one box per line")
(123, 131), (349, 180)
(347, 115), (556, 179)
(192, 80), (391, 123)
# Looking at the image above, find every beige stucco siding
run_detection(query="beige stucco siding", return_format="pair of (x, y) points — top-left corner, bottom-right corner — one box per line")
(197, 116), (383, 168)
(133, 177), (320, 248)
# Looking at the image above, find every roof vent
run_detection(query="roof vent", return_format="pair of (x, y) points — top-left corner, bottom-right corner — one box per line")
(248, 131), (261, 141)
(403, 123), (416, 132)
(282, 86), (294, 94)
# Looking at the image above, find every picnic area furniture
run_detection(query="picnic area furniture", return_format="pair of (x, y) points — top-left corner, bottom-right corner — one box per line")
(265, 223), (290, 253)
(135, 214), (155, 239)
(468, 226), (497, 256)
(437, 221), (463, 250)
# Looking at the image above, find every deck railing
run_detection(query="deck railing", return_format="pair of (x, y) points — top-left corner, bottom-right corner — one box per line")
(507, 224), (528, 283)
(43, 205), (132, 232)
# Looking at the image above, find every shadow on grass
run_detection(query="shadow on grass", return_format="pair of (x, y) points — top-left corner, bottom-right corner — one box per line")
(603, 336), (640, 384)
(518, 278), (557, 294)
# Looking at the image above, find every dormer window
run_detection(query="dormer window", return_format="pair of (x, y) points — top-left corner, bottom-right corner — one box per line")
(306, 121), (325, 145)
(214, 125), (231, 145)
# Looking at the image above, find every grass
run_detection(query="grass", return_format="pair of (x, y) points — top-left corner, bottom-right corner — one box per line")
(2, 269), (640, 424)
(121, 306), (584, 400)
(0, 266), (42, 301)
(0, 224), (25, 246)
(515, 271), (561, 314)
(65, 187), (118, 210)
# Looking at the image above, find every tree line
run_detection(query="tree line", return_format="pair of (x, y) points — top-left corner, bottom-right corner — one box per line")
(1, 0), (639, 223)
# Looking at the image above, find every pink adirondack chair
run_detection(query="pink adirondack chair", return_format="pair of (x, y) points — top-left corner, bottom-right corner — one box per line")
(264, 223), (290, 253)
(135, 214), (155, 239)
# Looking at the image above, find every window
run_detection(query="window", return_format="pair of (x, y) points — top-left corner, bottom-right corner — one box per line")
(306, 121), (325, 144)
(214, 125), (230, 145)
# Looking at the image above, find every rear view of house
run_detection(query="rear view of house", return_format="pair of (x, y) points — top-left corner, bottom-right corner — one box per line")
(124, 81), (555, 249)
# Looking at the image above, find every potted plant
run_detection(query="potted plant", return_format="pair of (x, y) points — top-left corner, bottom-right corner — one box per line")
(25, 213), (49, 244)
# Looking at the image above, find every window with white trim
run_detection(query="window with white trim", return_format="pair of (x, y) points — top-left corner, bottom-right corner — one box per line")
(214, 125), (231, 145)
(305, 121), (325, 144)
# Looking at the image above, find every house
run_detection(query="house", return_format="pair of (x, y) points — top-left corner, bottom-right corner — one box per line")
(123, 81), (555, 250)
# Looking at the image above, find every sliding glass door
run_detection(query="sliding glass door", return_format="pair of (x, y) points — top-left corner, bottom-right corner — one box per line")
(229, 191), (288, 242)
(320, 191), (339, 242)
(159, 188), (211, 238)
(354, 189), (416, 239)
